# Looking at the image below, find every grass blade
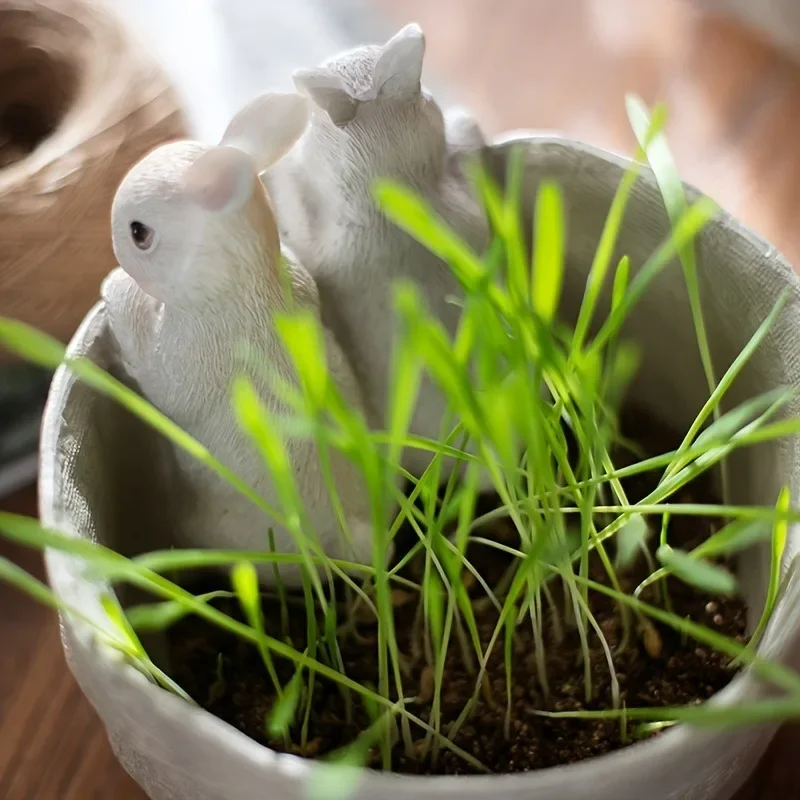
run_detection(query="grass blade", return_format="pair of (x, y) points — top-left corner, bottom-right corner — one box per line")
(126, 591), (233, 632)
(0, 317), (284, 525)
(267, 665), (304, 739)
(626, 94), (718, 397)
(0, 551), (193, 702)
(533, 697), (800, 727)
(532, 181), (566, 323)
(589, 197), (718, 354)
(374, 181), (487, 290)
(748, 486), (791, 650)
(0, 511), (487, 770)
(572, 103), (668, 352)
(615, 514), (649, 569)
(662, 290), (790, 481)
(693, 388), (794, 450)
(656, 545), (738, 596)
(634, 518), (773, 597)
(562, 569), (800, 693)
(232, 561), (284, 696)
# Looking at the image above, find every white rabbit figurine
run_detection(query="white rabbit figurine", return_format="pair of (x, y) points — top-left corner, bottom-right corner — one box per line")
(265, 23), (491, 480)
(102, 92), (376, 584)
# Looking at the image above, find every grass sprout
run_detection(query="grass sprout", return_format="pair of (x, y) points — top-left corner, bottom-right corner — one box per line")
(1, 98), (800, 787)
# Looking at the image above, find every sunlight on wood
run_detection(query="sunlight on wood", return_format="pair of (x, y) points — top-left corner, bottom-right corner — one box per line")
(377, 0), (800, 267)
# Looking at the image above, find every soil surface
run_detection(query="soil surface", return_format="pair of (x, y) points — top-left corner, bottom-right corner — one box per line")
(166, 411), (747, 775)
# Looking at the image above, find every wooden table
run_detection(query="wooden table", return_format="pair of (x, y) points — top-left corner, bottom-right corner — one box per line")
(3, 0), (800, 796)
(378, 0), (800, 268)
(0, 487), (144, 799)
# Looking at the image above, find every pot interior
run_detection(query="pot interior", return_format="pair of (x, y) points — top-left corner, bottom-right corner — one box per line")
(47, 138), (800, 668)
(488, 138), (800, 637)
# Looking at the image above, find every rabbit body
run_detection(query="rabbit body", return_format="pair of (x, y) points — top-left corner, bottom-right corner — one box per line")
(265, 25), (491, 478)
(103, 98), (376, 584)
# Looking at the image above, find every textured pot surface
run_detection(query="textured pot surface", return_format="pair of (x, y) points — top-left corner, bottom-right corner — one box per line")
(40, 136), (800, 800)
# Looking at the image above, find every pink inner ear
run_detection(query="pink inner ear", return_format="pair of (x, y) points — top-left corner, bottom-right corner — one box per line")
(185, 147), (254, 214)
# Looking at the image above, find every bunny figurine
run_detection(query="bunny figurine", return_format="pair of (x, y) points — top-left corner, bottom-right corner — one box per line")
(102, 92), (376, 584)
(264, 24), (491, 480)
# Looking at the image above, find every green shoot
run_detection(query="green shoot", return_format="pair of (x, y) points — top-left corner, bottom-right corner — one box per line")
(232, 561), (283, 696)
(1, 96), (799, 786)
(655, 546), (738, 596)
(748, 487), (791, 651)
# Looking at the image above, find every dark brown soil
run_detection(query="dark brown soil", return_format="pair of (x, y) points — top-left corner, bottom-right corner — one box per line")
(165, 411), (748, 775)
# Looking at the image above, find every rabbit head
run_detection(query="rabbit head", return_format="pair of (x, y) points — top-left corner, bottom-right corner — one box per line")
(292, 24), (449, 181)
(111, 93), (310, 307)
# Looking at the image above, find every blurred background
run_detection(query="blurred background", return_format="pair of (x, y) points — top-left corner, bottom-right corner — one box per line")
(2, 0), (800, 796)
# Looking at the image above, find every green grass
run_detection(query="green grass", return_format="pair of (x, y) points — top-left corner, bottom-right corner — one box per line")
(1, 95), (800, 791)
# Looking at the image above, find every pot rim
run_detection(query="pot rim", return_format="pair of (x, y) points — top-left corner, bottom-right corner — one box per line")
(38, 133), (800, 792)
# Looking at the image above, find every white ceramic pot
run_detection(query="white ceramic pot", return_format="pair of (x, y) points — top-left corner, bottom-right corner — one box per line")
(39, 135), (800, 800)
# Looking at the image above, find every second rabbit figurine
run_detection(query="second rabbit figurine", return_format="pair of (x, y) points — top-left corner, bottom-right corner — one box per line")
(265, 23), (491, 480)
(102, 92), (377, 584)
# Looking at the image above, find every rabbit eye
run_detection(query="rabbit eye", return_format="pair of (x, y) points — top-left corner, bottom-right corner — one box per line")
(130, 221), (155, 251)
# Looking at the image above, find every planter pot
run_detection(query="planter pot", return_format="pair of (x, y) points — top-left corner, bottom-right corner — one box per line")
(0, 0), (186, 361)
(40, 134), (800, 800)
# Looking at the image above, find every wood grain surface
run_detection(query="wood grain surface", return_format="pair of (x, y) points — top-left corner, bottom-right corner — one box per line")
(3, 0), (800, 796)
(0, 487), (145, 799)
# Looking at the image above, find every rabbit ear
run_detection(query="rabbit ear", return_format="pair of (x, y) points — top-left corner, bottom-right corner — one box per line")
(445, 108), (487, 151)
(293, 68), (358, 126)
(372, 23), (425, 99)
(220, 92), (311, 172)
(184, 146), (255, 214)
